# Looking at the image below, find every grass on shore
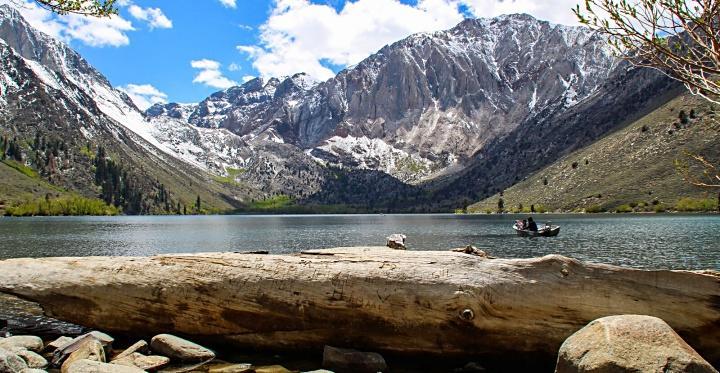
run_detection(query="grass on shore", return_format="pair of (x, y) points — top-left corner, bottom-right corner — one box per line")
(5, 195), (120, 216)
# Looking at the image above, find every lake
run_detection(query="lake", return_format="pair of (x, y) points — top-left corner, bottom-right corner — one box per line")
(0, 213), (718, 270)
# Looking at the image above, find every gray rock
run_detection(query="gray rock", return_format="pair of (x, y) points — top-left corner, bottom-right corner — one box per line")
(322, 346), (387, 373)
(111, 341), (148, 362)
(64, 359), (144, 373)
(0, 347), (27, 373)
(19, 369), (47, 373)
(0, 337), (43, 353)
(60, 339), (105, 373)
(149, 334), (214, 362)
(111, 352), (169, 371)
(556, 315), (717, 373)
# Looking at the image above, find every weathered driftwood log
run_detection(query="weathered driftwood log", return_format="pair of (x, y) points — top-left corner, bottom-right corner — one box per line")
(0, 247), (718, 363)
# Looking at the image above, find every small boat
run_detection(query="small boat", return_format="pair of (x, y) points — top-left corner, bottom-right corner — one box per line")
(513, 222), (560, 237)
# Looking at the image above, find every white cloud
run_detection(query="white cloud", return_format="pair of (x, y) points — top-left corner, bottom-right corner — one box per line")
(461, 0), (581, 27)
(0, 0), (135, 47)
(238, 0), (583, 81)
(238, 0), (466, 80)
(242, 75), (255, 83)
(191, 59), (238, 89)
(228, 63), (241, 71)
(218, 0), (236, 8)
(118, 83), (168, 110)
(128, 5), (172, 29)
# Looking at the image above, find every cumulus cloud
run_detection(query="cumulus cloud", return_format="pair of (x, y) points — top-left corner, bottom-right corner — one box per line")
(218, 0), (236, 8)
(238, 0), (467, 80)
(191, 59), (238, 89)
(242, 75), (255, 83)
(238, 0), (583, 80)
(128, 5), (172, 29)
(228, 63), (241, 71)
(0, 0), (137, 47)
(118, 83), (168, 110)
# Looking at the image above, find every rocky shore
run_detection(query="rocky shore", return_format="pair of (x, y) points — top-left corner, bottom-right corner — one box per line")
(0, 247), (718, 372)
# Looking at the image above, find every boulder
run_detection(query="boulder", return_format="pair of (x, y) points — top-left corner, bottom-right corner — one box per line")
(149, 334), (214, 362)
(60, 339), (105, 373)
(111, 353), (169, 371)
(207, 363), (254, 373)
(111, 341), (148, 361)
(0, 347), (27, 373)
(64, 359), (144, 373)
(556, 315), (718, 373)
(0, 337), (43, 353)
(322, 346), (387, 373)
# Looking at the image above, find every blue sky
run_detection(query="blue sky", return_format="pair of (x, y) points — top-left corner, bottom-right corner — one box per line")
(5, 0), (582, 109)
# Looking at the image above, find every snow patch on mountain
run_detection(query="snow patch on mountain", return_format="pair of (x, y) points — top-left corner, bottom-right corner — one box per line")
(313, 135), (435, 183)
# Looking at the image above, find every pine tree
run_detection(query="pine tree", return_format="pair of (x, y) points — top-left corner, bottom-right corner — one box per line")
(195, 195), (201, 213)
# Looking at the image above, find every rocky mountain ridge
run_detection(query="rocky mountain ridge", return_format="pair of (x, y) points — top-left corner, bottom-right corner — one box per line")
(147, 14), (618, 185)
(0, 4), (253, 213)
(0, 5), (683, 212)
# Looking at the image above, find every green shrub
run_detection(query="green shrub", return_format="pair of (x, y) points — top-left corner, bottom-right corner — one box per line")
(674, 197), (718, 212)
(6, 196), (119, 216)
(585, 204), (605, 213)
(653, 204), (667, 213)
(615, 204), (633, 213)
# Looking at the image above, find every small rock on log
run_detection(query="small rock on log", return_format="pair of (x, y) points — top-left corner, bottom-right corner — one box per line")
(386, 234), (407, 249)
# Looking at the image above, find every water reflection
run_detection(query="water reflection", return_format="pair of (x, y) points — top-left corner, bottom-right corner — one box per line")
(0, 214), (717, 270)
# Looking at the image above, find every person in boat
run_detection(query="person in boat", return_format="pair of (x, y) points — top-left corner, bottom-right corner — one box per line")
(516, 219), (526, 230)
(527, 217), (538, 231)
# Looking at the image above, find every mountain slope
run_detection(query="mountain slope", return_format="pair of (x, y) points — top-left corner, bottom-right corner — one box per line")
(468, 92), (720, 213)
(0, 5), (254, 213)
(148, 15), (618, 190)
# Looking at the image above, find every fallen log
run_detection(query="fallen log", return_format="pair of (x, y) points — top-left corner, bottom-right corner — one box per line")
(0, 247), (718, 363)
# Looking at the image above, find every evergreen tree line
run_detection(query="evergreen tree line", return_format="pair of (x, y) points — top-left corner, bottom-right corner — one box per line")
(93, 146), (199, 215)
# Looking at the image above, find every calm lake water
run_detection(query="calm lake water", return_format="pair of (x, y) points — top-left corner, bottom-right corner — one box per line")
(0, 213), (718, 270)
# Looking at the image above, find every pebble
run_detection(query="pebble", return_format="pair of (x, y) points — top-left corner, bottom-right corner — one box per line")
(150, 334), (215, 362)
